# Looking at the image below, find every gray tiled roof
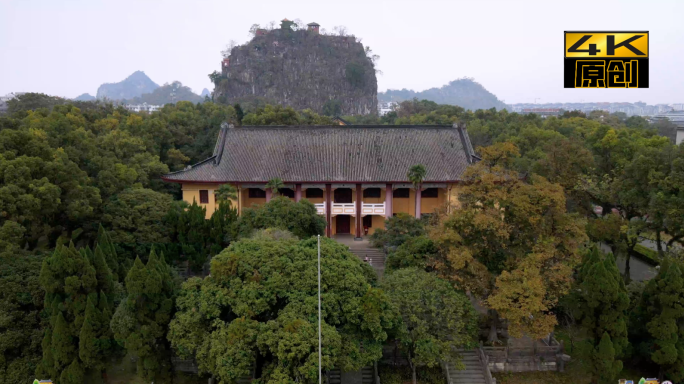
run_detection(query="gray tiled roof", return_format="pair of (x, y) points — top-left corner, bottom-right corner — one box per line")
(163, 124), (477, 183)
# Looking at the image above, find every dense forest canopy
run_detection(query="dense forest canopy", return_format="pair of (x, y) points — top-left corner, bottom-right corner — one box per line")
(2, 93), (684, 383)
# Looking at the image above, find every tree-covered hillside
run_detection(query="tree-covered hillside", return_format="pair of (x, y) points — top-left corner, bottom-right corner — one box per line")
(129, 81), (202, 105)
(378, 78), (507, 111)
(3, 95), (684, 383)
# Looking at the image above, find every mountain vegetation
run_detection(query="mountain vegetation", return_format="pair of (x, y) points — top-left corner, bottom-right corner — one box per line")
(96, 71), (159, 100)
(378, 78), (507, 111)
(73, 94), (95, 101)
(213, 21), (378, 115)
(128, 81), (203, 105)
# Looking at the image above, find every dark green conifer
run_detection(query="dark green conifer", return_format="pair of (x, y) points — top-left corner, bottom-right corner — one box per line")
(642, 258), (684, 381)
(51, 312), (75, 372)
(37, 242), (117, 381)
(97, 224), (126, 282)
(575, 246), (630, 357)
(594, 332), (622, 384)
(59, 359), (84, 384)
(112, 250), (176, 382)
(79, 295), (103, 369)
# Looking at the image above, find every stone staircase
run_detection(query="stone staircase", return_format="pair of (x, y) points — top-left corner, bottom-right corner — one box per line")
(328, 366), (375, 384)
(347, 246), (385, 277)
(360, 366), (374, 384)
(445, 350), (489, 384)
(328, 369), (341, 384)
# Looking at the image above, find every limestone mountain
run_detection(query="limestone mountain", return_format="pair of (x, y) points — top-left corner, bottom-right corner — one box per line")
(73, 93), (95, 101)
(200, 88), (210, 98)
(379, 78), (507, 111)
(213, 23), (377, 115)
(96, 70), (159, 100)
(130, 81), (203, 105)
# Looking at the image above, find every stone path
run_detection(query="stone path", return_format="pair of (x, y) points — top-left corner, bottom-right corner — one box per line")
(334, 235), (385, 277)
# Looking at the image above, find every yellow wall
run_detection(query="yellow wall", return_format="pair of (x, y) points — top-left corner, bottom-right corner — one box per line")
(182, 183), (238, 219)
(392, 189), (415, 216)
(366, 215), (386, 235)
(181, 183), (463, 234)
(421, 188), (447, 214)
(241, 188), (266, 211)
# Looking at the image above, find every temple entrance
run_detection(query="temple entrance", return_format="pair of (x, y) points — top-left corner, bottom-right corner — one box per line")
(334, 188), (353, 203)
(336, 215), (351, 234)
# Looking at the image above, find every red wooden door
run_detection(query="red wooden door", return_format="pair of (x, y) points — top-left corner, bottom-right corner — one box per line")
(336, 215), (351, 234)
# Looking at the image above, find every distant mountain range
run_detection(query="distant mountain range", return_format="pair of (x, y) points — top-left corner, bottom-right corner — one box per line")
(96, 71), (159, 100)
(75, 71), (204, 104)
(129, 81), (203, 104)
(74, 93), (95, 101)
(378, 78), (507, 111)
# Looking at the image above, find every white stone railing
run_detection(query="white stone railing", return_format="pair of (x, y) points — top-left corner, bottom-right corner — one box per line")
(314, 202), (387, 216)
(362, 202), (385, 216)
(331, 203), (355, 216)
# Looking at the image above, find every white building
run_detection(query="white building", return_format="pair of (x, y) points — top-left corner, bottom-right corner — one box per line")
(124, 103), (163, 113)
(378, 101), (398, 116)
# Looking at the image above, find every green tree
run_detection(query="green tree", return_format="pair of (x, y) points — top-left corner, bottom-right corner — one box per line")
(208, 199), (239, 256)
(572, 246), (630, 361)
(265, 177), (285, 196)
(37, 242), (117, 381)
(234, 103), (244, 125)
(101, 188), (173, 260)
(641, 258), (684, 381)
(432, 143), (588, 340)
(407, 164), (427, 219)
(238, 196), (326, 239)
(168, 235), (396, 384)
(111, 250), (176, 382)
(0, 252), (44, 384)
(385, 235), (436, 272)
(382, 268), (478, 384)
(322, 99), (342, 116)
(215, 183), (238, 204)
(593, 332), (622, 384)
(369, 213), (425, 249)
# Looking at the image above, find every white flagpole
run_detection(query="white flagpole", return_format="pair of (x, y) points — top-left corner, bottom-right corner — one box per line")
(318, 234), (322, 384)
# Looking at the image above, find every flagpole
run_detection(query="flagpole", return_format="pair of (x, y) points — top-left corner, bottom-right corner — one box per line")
(318, 234), (322, 384)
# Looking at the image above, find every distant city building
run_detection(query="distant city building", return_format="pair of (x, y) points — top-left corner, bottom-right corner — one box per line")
(520, 108), (561, 117)
(378, 101), (398, 116)
(124, 103), (162, 113)
(509, 101), (684, 117)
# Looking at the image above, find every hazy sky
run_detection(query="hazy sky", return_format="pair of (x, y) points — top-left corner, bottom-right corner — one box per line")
(2, 0), (683, 104)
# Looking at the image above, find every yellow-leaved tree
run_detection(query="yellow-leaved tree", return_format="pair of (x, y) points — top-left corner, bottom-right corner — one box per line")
(430, 142), (587, 341)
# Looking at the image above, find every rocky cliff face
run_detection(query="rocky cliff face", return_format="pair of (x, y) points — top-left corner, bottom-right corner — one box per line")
(214, 29), (377, 115)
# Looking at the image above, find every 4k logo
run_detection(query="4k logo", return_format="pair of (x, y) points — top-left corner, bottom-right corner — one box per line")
(564, 31), (649, 88)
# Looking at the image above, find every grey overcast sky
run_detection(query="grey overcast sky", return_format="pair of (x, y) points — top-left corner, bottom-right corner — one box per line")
(1, 0), (682, 104)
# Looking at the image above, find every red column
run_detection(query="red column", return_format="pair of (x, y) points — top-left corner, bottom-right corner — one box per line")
(385, 184), (393, 219)
(415, 185), (421, 219)
(295, 184), (302, 202)
(265, 188), (272, 202)
(325, 184), (332, 238)
(355, 184), (362, 239)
